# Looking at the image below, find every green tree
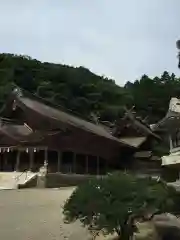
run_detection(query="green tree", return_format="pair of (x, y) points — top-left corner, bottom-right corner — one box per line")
(0, 53), (180, 124)
(63, 172), (179, 239)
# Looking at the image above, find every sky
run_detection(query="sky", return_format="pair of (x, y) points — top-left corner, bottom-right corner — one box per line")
(0, 0), (180, 85)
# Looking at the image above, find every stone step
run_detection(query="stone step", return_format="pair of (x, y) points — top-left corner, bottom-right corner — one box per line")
(0, 172), (37, 190)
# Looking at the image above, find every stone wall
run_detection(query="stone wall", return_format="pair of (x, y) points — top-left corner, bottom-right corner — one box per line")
(45, 173), (95, 188)
(132, 159), (162, 177)
(18, 175), (38, 189)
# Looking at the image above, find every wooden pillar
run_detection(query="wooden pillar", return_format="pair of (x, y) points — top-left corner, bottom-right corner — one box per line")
(44, 148), (48, 173)
(85, 155), (88, 174)
(105, 159), (108, 174)
(15, 151), (21, 171)
(97, 156), (99, 175)
(169, 135), (173, 151)
(29, 149), (34, 171)
(57, 151), (61, 172)
(0, 153), (3, 171)
(4, 152), (8, 171)
(73, 152), (76, 173)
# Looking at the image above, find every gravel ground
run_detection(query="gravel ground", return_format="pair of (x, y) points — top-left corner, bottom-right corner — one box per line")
(0, 188), (91, 240)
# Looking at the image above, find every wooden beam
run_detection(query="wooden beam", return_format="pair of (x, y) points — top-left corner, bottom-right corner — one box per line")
(44, 148), (48, 163)
(29, 149), (34, 171)
(97, 156), (99, 175)
(73, 153), (76, 173)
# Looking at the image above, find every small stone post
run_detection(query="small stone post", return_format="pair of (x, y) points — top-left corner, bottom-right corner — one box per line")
(37, 149), (48, 188)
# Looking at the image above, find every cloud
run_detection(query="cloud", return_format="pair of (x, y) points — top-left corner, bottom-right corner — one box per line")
(0, 0), (179, 85)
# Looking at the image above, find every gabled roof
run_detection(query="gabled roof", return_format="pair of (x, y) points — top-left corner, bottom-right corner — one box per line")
(123, 109), (160, 139)
(0, 87), (159, 149)
(112, 108), (160, 140)
(0, 88), (132, 147)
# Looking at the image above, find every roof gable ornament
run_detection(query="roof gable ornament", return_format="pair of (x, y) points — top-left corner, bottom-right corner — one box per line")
(90, 112), (100, 125)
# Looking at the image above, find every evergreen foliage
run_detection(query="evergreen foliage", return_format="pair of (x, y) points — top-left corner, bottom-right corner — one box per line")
(0, 53), (179, 124)
(63, 172), (180, 239)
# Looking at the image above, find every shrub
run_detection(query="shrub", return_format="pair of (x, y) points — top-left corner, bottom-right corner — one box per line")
(63, 172), (180, 240)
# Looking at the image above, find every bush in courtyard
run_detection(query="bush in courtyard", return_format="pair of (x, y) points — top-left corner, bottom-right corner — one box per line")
(63, 172), (180, 240)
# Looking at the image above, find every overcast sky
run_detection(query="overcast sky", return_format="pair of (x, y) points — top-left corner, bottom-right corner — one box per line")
(0, 0), (179, 85)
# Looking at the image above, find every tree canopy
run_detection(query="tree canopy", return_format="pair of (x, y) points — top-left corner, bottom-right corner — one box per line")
(0, 53), (179, 123)
(63, 172), (180, 239)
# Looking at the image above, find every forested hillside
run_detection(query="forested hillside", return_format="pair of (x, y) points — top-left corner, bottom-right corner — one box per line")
(0, 53), (179, 124)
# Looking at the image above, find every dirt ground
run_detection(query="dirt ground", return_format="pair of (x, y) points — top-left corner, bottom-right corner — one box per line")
(0, 188), (92, 240)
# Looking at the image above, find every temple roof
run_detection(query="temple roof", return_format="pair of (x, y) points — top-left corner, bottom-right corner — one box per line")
(0, 116), (68, 143)
(118, 108), (160, 139)
(151, 98), (180, 132)
(0, 120), (31, 147)
(0, 87), (159, 149)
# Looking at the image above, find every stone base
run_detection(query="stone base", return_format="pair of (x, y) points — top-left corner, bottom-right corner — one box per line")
(37, 176), (46, 188)
(162, 152), (180, 166)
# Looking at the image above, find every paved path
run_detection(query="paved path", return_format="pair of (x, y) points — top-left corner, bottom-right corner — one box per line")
(0, 188), (91, 240)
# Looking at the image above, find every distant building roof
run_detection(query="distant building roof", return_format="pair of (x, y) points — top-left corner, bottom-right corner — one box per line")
(122, 109), (160, 139)
(119, 137), (147, 148)
(151, 98), (180, 132)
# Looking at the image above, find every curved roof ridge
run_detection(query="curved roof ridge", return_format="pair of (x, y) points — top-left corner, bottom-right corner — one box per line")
(14, 86), (97, 124)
